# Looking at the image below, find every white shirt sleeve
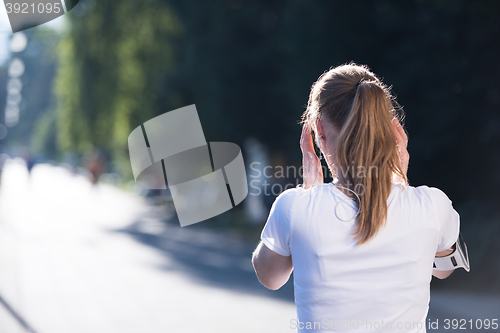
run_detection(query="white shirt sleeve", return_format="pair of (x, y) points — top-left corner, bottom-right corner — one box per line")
(429, 187), (461, 252)
(260, 188), (297, 257)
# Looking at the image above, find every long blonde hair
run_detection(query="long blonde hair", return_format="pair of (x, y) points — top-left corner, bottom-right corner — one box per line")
(302, 63), (407, 245)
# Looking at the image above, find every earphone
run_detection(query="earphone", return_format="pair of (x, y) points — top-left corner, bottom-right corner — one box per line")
(334, 182), (361, 222)
(318, 135), (323, 160)
(311, 134), (323, 186)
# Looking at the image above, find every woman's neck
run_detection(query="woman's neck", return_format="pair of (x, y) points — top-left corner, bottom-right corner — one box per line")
(332, 177), (356, 198)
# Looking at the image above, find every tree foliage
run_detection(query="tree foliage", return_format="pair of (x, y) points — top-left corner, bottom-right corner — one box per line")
(51, 0), (500, 206)
(54, 0), (182, 173)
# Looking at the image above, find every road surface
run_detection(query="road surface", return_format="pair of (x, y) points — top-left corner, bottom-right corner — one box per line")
(0, 158), (498, 333)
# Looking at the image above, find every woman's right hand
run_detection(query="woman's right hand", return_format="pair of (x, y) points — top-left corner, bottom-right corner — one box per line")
(392, 118), (409, 182)
(300, 124), (323, 189)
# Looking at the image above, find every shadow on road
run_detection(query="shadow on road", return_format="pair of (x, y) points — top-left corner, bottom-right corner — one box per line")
(110, 208), (295, 303)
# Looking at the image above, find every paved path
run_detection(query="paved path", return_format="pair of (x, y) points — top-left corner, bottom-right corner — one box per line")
(0, 159), (295, 333)
(0, 158), (498, 333)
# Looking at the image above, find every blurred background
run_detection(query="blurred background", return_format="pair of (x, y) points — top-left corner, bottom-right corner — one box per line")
(0, 0), (499, 332)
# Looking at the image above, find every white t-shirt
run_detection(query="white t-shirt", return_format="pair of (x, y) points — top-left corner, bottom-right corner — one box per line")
(261, 182), (460, 333)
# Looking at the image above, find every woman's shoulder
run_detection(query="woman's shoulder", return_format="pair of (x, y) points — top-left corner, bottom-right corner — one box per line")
(271, 187), (301, 209)
(273, 183), (344, 208)
(399, 184), (454, 207)
(271, 183), (325, 207)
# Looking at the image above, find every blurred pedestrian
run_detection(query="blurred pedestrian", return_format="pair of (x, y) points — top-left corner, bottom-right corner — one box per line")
(86, 151), (105, 185)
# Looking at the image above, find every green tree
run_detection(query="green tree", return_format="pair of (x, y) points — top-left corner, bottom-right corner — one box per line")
(54, 0), (182, 174)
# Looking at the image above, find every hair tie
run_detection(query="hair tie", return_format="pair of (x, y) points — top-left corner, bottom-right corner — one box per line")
(355, 80), (362, 90)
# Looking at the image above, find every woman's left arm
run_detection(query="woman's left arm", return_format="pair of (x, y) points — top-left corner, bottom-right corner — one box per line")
(252, 241), (293, 290)
(432, 247), (455, 279)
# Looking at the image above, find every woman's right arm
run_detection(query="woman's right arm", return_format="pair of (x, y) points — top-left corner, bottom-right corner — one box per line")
(252, 242), (293, 290)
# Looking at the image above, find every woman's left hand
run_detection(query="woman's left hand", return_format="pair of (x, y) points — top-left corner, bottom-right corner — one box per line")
(300, 124), (323, 189)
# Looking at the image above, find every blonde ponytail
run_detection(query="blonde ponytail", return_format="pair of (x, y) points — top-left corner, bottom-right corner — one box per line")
(302, 63), (407, 244)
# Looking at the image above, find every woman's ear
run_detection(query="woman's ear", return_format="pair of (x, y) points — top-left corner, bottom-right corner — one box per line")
(315, 118), (325, 141)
